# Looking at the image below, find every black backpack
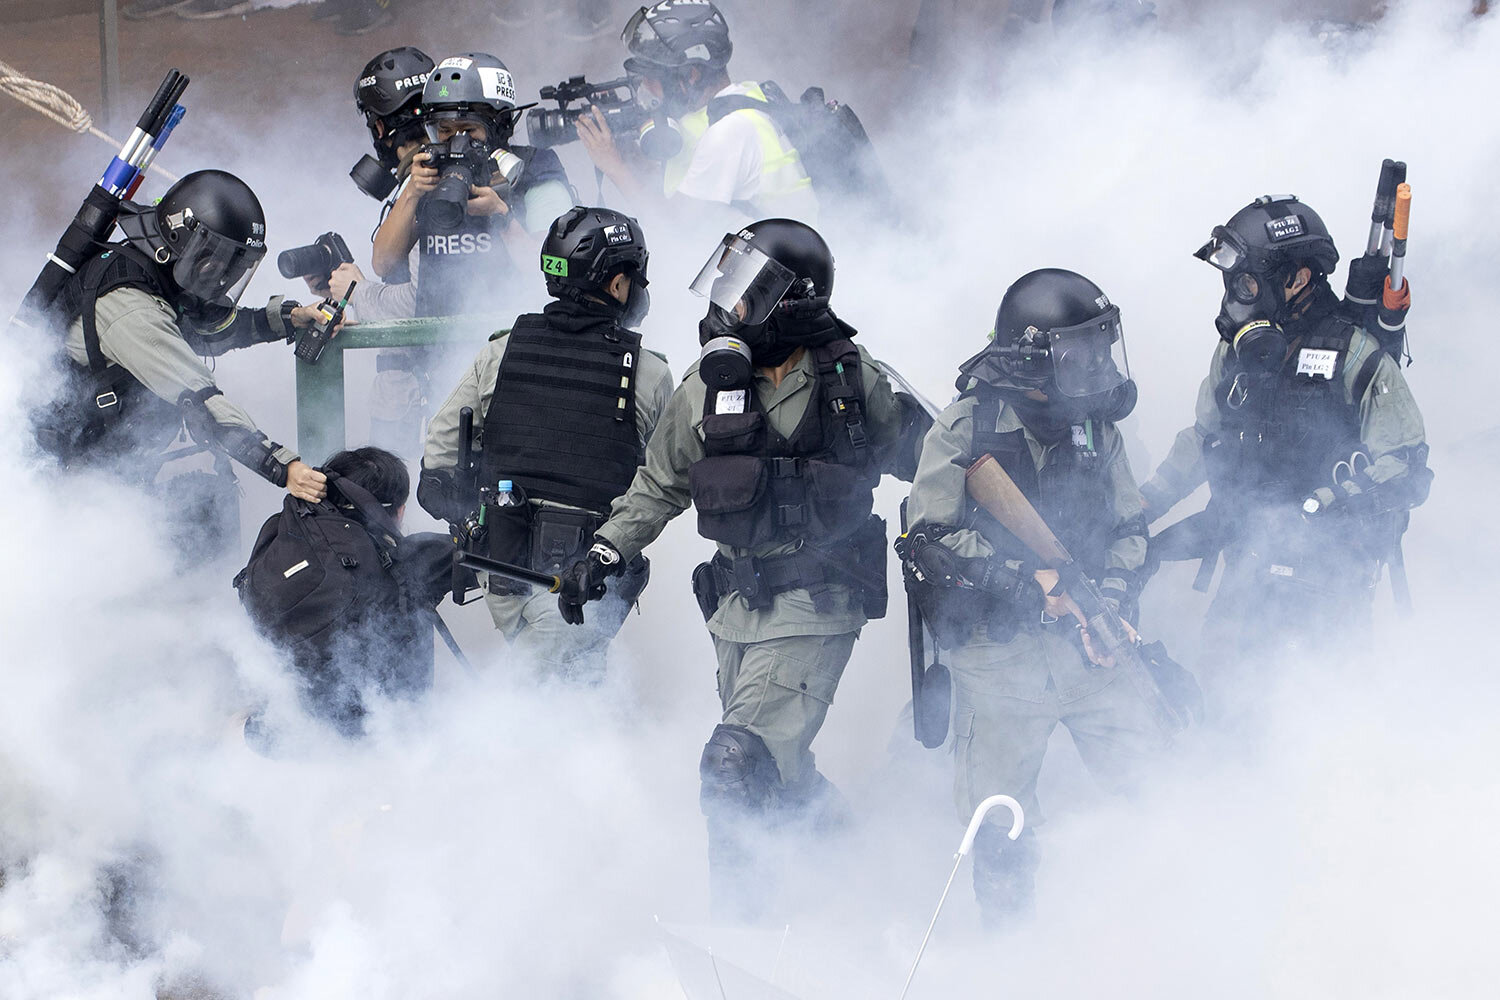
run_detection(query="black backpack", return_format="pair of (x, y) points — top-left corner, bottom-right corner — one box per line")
(708, 81), (897, 222)
(234, 472), (406, 656)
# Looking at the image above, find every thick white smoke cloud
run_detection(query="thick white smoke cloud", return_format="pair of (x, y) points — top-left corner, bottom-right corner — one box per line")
(2, 1), (1498, 996)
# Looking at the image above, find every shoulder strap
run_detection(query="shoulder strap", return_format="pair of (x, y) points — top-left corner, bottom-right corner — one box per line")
(708, 94), (770, 125)
(324, 471), (402, 564)
(813, 339), (867, 461)
(1351, 343), (1385, 406)
(75, 245), (171, 373)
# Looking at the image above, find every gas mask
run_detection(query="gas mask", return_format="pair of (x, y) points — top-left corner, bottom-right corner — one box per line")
(691, 233), (798, 364)
(1197, 226), (1293, 373)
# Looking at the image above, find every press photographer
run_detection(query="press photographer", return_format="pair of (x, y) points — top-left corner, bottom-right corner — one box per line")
(370, 53), (575, 319)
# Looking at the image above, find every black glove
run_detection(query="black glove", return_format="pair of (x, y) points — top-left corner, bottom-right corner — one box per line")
(558, 540), (622, 626)
(1344, 254), (1388, 305)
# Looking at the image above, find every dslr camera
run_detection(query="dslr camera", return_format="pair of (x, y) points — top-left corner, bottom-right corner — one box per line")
(277, 232), (354, 284)
(415, 133), (525, 234)
(526, 76), (680, 160)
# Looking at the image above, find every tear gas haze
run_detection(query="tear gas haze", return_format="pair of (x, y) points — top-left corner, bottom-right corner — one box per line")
(0, 1), (1496, 996)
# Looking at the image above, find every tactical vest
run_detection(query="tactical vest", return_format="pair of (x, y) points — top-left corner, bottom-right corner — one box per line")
(35, 243), (182, 464)
(968, 391), (1114, 582)
(690, 339), (878, 550)
(1203, 312), (1380, 507)
(479, 313), (643, 513)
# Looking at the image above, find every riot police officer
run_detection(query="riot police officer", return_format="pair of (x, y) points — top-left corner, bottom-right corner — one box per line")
(577, 1), (818, 225)
(419, 207), (672, 680)
(559, 219), (925, 918)
(32, 169), (330, 509)
(371, 52), (576, 319)
(1141, 195), (1430, 686)
(902, 268), (1168, 925)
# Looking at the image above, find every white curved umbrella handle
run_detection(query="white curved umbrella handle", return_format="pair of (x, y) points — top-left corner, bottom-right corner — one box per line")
(957, 794), (1024, 857)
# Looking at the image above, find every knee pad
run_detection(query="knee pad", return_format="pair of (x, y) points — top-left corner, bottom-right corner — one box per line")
(699, 724), (781, 814)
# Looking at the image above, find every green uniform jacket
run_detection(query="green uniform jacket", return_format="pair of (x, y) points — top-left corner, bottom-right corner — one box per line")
(1141, 328), (1426, 514)
(64, 286), (301, 471)
(595, 344), (909, 643)
(907, 393), (1146, 599)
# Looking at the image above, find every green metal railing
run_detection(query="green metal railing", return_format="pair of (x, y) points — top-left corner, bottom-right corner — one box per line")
(294, 316), (508, 465)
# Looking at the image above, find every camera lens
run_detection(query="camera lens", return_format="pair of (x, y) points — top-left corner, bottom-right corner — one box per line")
(277, 242), (334, 280)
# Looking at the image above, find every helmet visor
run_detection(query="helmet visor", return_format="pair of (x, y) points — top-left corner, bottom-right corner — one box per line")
(622, 6), (684, 68)
(1048, 305), (1130, 398)
(171, 224), (264, 313)
(689, 234), (796, 327)
(1194, 226), (1248, 272)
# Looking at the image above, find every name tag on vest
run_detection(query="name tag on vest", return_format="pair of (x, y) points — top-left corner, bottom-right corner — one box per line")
(1296, 348), (1338, 380)
(716, 389), (747, 414)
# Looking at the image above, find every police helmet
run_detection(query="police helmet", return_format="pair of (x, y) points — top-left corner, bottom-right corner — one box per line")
(961, 268), (1131, 401)
(1195, 195), (1340, 281)
(541, 206), (650, 297)
(153, 170), (267, 320)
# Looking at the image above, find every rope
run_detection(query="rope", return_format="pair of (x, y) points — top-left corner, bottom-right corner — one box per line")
(0, 58), (179, 182)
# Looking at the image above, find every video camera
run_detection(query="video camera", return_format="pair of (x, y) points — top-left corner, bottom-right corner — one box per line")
(527, 76), (678, 159)
(277, 232), (354, 284)
(415, 134), (526, 235)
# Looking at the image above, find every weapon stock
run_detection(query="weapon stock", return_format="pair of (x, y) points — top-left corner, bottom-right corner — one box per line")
(964, 454), (1193, 734)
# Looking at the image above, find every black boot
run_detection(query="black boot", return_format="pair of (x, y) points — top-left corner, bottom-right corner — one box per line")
(971, 823), (1038, 930)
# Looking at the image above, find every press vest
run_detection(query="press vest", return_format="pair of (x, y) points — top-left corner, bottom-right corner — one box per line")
(479, 312), (644, 513)
(689, 339), (878, 550)
(669, 82), (814, 217)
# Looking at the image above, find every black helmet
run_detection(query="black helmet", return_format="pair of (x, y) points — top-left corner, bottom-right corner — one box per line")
(1195, 194), (1339, 280)
(691, 218), (834, 327)
(421, 53), (521, 143)
(355, 46), (435, 161)
(692, 219), (842, 365)
(1196, 195), (1339, 347)
(622, 2), (733, 74)
(959, 268), (1132, 403)
(150, 170), (267, 321)
(542, 206), (651, 327)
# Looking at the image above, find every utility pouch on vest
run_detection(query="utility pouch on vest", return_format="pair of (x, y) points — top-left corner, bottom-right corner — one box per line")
(530, 506), (602, 576)
(691, 560), (723, 622)
(690, 453), (775, 548)
(483, 498), (532, 596)
(851, 514), (889, 620)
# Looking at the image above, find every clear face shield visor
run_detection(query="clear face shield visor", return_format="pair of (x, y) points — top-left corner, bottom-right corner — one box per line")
(622, 6), (684, 68)
(171, 224), (264, 313)
(1047, 305), (1130, 398)
(689, 234), (797, 327)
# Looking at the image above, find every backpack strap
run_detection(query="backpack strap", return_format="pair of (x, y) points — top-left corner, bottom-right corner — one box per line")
(707, 94), (771, 125)
(324, 471), (402, 567)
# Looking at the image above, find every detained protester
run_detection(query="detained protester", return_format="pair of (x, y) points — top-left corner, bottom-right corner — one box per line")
(236, 447), (460, 740)
(577, 0), (819, 225)
(29, 169), (333, 552)
(560, 219), (927, 918)
(1141, 196), (1431, 693)
(902, 268), (1169, 925)
(419, 207), (672, 681)
(371, 52), (576, 320)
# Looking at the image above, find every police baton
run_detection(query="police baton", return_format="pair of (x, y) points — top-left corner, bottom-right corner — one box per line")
(456, 551), (563, 593)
